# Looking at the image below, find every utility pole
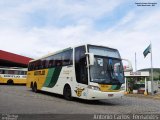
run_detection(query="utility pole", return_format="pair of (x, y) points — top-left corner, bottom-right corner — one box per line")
(135, 52), (137, 72)
(143, 42), (154, 95)
(150, 43), (154, 95)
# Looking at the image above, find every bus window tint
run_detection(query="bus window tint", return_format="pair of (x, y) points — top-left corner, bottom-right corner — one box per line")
(0, 70), (4, 74)
(28, 49), (73, 71)
(34, 61), (38, 70)
(40, 59), (46, 69)
(4, 70), (8, 74)
(28, 62), (35, 71)
(45, 58), (50, 68)
(18, 71), (26, 75)
(48, 55), (54, 68)
(62, 49), (73, 66)
(14, 70), (18, 75)
(55, 53), (62, 66)
(28, 63), (31, 71)
(75, 46), (88, 84)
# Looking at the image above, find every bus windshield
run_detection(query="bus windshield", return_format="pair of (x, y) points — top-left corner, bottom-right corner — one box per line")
(88, 45), (124, 84)
(88, 45), (120, 58)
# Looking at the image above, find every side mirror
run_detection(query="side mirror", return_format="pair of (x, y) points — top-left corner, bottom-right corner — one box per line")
(85, 53), (94, 66)
(122, 58), (133, 72)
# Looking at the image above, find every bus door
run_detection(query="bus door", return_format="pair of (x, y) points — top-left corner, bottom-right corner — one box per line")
(75, 46), (88, 98)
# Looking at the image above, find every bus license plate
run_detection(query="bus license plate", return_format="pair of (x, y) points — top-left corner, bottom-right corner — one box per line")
(108, 94), (113, 97)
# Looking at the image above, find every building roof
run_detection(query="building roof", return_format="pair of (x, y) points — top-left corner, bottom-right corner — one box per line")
(0, 50), (33, 67)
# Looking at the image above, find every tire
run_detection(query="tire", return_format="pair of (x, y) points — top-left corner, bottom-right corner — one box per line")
(33, 83), (38, 93)
(63, 85), (72, 100)
(31, 82), (34, 92)
(7, 80), (14, 85)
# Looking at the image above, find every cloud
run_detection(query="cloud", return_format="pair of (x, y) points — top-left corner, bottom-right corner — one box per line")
(0, 0), (124, 28)
(0, 0), (159, 70)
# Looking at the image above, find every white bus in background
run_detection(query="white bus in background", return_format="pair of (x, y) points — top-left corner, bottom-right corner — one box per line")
(27, 44), (125, 100)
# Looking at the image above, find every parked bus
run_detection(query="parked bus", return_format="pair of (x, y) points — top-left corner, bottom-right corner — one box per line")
(26, 44), (125, 100)
(0, 67), (27, 85)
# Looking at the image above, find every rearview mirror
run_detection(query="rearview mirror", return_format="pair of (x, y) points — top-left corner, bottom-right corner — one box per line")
(122, 58), (133, 72)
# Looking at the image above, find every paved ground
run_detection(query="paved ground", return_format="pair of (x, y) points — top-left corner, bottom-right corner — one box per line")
(0, 85), (160, 119)
(125, 93), (160, 100)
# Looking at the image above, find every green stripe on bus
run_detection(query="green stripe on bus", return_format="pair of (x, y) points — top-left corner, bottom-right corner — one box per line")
(47, 67), (62, 88)
(43, 68), (55, 87)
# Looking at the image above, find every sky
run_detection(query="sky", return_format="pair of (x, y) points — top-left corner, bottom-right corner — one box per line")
(0, 0), (159, 70)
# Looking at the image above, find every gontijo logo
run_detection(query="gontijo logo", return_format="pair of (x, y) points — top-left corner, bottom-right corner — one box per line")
(74, 87), (85, 97)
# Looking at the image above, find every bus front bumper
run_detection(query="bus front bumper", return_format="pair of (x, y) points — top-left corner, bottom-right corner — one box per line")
(87, 90), (124, 100)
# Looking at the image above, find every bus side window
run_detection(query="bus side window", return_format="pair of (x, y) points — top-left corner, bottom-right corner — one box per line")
(30, 62), (35, 71)
(31, 62), (35, 71)
(45, 57), (50, 68)
(28, 62), (33, 71)
(55, 53), (62, 67)
(62, 49), (73, 66)
(69, 49), (73, 65)
(48, 55), (55, 68)
(37, 60), (41, 70)
(41, 59), (46, 69)
(0, 70), (4, 74)
(34, 61), (37, 70)
(28, 64), (31, 71)
(14, 70), (18, 75)
(48, 60), (53, 68)
(24, 71), (27, 75)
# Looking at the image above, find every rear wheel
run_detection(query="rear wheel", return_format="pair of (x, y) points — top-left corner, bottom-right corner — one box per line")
(33, 83), (38, 93)
(31, 82), (34, 92)
(7, 80), (14, 85)
(63, 85), (72, 100)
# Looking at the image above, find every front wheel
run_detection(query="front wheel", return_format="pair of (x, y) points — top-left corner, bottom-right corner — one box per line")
(63, 85), (72, 100)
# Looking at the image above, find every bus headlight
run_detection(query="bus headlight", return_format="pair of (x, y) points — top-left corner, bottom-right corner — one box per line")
(88, 85), (100, 91)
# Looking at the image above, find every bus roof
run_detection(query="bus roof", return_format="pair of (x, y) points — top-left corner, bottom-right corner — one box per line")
(29, 44), (119, 63)
(29, 47), (72, 63)
(0, 67), (28, 71)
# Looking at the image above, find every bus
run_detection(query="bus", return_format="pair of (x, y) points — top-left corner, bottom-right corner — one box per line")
(0, 67), (27, 85)
(26, 44), (125, 100)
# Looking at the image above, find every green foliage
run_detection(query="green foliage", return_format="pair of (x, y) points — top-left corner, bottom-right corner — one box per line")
(133, 84), (139, 90)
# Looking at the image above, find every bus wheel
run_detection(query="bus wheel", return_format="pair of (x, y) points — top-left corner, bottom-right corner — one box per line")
(63, 85), (72, 100)
(33, 83), (38, 93)
(31, 82), (34, 92)
(7, 80), (14, 85)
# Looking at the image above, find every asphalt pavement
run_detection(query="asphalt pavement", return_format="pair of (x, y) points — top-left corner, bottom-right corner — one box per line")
(0, 85), (160, 120)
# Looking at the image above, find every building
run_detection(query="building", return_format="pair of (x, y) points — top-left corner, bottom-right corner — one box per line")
(0, 50), (32, 67)
(124, 71), (150, 95)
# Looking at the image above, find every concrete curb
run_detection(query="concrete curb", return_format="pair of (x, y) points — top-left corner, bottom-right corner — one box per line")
(125, 94), (160, 100)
